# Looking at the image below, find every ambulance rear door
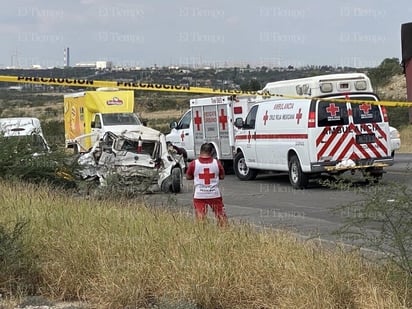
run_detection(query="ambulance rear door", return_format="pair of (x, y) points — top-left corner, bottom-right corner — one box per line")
(312, 95), (390, 165)
(349, 97), (391, 161)
(192, 102), (231, 159)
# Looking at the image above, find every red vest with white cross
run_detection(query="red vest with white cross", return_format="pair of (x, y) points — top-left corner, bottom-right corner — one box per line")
(193, 159), (221, 199)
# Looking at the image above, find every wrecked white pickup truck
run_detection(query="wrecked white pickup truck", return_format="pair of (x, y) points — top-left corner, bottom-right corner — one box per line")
(74, 126), (186, 194)
(0, 117), (50, 154)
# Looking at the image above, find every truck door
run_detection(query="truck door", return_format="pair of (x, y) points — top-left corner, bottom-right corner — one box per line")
(165, 110), (195, 159)
(314, 100), (351, 163)
(88, 114), (103, 147)
(240, 105), (259, 167)
(91, 114), (102, 134)
(350, 100), (390, 160)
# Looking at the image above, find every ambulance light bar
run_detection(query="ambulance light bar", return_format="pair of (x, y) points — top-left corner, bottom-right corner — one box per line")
(354, 80), (367, 90)
(320, 83), (333, 93)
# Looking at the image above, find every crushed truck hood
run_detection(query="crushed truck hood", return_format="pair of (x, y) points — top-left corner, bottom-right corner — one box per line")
(75, 128), (185, 193)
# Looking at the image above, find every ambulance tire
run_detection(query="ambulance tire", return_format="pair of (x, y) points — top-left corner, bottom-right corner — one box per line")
(171, 167), (182, 193)
(234, 152), (257, 181)
(288, 155), (309, 189)
(365, 169), (383, 184)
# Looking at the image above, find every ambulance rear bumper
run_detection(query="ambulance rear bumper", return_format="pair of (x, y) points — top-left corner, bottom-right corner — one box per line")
(311, 156), (394, 173)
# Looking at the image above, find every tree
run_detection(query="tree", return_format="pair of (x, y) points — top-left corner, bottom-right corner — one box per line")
(240, 79), (261, 91)
(368, 58), (402, 88)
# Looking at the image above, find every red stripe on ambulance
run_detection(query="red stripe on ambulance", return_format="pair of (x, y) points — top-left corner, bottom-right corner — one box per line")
(316, 123), (389, 161)
(235, 133), (308, 141)
(317, 125), (352, 160)
(338, 138), (355, 161)
(254, 134), (308, 139)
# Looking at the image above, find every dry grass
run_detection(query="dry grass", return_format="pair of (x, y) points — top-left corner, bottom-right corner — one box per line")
(0, 181), (410, 309)
(400, 126), (412, 153)
(137, 109), (185, 120)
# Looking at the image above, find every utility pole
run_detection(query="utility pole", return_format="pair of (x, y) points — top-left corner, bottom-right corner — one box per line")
(401, 22), (412, 123)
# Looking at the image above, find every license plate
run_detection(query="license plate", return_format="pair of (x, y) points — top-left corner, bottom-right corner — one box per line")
(356, 134), (376, 144)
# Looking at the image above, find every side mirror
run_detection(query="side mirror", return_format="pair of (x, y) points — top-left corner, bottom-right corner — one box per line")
(234, 118), (244, 128)
(169, 121), (178, 129)
(91, 121), (95, 128)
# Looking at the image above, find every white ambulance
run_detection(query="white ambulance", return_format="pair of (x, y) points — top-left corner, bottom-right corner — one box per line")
(233, 73), (394, 188)
(166, 95), (256, 168)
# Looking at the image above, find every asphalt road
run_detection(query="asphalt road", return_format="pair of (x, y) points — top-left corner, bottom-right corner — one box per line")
(144, 153), (412, 244)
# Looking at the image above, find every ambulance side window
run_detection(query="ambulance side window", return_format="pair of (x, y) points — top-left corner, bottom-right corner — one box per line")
(317, 101), (348, 127)
(178, 111), (191, 129)
(244, 105), (258, 129)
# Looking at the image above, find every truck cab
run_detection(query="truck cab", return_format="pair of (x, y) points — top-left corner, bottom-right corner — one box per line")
(64, 89), (143, 153)
(91, 112), (142, 137)
(167, 109), (194, 159)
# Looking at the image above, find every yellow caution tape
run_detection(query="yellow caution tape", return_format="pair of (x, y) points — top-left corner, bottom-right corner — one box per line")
(1, 75), (412, 107)
(0, 75), (259, 95)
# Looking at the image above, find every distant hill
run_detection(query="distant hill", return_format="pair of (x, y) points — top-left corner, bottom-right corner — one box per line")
(376, 74), (407, 101)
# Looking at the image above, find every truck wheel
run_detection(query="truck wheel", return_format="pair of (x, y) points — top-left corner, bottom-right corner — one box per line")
(364, 168), (383, 184)
(234, 152), (257, 181)
(288, 155), (308, 189)
(171, 167), (182, 193)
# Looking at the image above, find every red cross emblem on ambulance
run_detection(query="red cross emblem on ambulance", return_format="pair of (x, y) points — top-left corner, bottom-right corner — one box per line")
(180, 132), (185, 142)
(326, 103), (340, 117)
(295, 108), (303, 124)
(359, 103), (372, 114)
(194, 110), (202, 131)
(219, 109), (228, 130)
(263, 110), (269, 125)
(199, 168), (215, 185)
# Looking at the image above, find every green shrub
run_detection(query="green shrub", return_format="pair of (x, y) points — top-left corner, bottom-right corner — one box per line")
(387, 106), (410, 128)
(41, 120), (65, 146)
(0, 135), (76, 189)
(369, 58), (403, 88)
(331, 181), (412, 277)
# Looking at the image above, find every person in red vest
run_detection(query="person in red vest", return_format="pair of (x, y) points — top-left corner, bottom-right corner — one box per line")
(186, 142), (228, 226)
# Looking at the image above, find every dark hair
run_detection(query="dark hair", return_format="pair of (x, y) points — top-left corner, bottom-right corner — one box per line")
(200, 143), (214, 155)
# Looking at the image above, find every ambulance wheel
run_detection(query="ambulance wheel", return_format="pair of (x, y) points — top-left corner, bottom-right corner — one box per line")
(171, 167), (182, 193)
(234, 152), (257, 181)
(372, 173), (383, 184)
(365, 169), (383, 184)
(288, 155), (308, 189)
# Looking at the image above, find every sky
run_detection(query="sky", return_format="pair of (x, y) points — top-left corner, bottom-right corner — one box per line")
(1, 0), (412, 69)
